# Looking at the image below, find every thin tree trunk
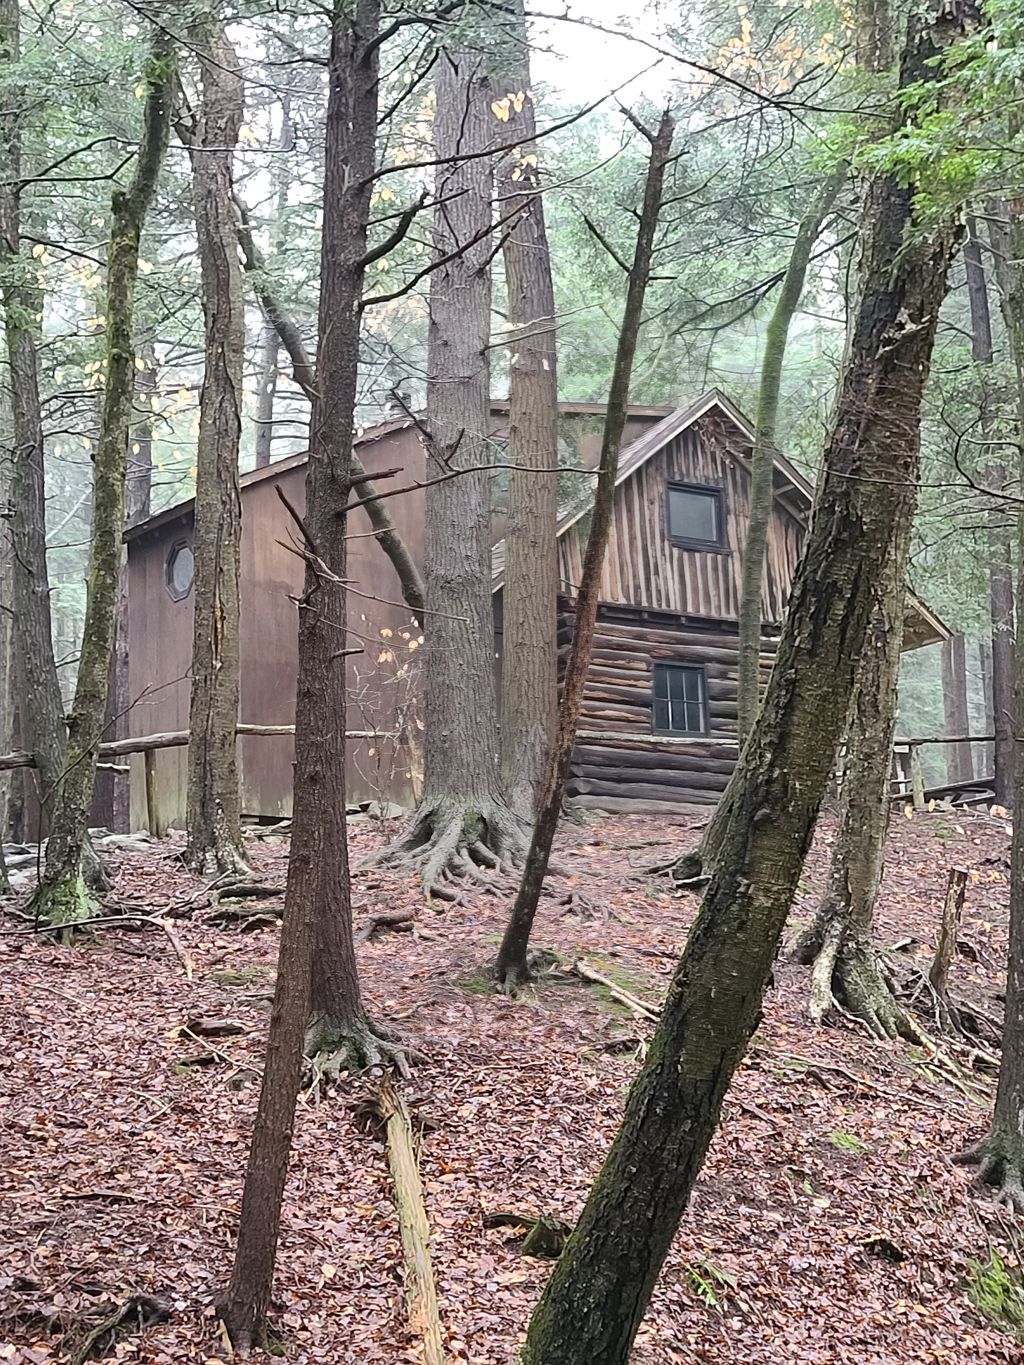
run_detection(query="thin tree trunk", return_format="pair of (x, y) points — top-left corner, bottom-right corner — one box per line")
(496, 0), (559, 821)
(234, 200), (425, 623)
(519, 7), (966, 1358)
(253, 93), (291, 470)
(0, 391), (12, 887)
(792, 533), (917, 1039)
(34, 34), (172, 925)
(183, 20), (248, 876)
(941, 633), (972, 782)
(956, 198), (1024, 1206)
(965, 216), (1015, 805)
(0, 0), (67, 839)
(736, 165), (846, 740)
(495, 111), (675, 987)
(378, 45), (526, 899)
(222, 9), (396, 1345)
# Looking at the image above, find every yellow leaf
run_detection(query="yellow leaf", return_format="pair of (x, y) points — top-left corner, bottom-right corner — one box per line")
(31, 242), (45, 258)
(490, 98), (510, 122)
(380, 627), (393, 638)
(134, 82), (145, 98)
(377, 649), (394, 663)
(511, 168), (521, 181)
(138, 258), (153, 275)
(407, 639), (419, 651)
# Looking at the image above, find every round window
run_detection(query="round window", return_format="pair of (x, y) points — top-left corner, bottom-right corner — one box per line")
(166, 540), (195, 600)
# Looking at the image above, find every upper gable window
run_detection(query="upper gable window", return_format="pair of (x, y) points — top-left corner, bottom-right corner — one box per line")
(666, 482), (724, 550)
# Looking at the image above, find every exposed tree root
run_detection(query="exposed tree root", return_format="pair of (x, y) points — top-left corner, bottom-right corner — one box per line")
(647, 847), (707, 888)
(303, 1012), (418, 1098)
(954, 1131), (1024, 1212)
(794, 915), (925, 1043)
(371, 795), (528, 903)
(30, 874), (95, 939)
(182, 828), (251, 879)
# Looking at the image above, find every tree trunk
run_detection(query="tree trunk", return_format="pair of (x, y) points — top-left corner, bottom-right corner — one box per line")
(0, 391), (12, 887)
(378, 46), (526, 899)
(0, 0), (68, 840)
(736, 165), (846, 740)
(519, 7), (966, 1359)
(183, 21), (248, 876)
(496, 0), (559, 822)
(955, 197), (1024, 1208)
(941, 633), (972, 783)
(964, 216), (1015, 805)
(221, 9), (401, 1345)
(34, 33), (172, 926)
(792, 532), (918, 1039)
(495, 111), (675, 986)
(253, 93), (291, 470)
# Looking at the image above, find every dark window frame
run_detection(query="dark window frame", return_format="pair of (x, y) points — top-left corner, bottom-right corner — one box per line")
(166, 537), (195, 602)
(651, 662), (709, 737)
(665, 480), (726, 551)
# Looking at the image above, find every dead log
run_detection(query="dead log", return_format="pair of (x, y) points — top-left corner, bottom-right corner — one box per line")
(573, 959), (659, 1020)
(929, 865), (969, 997)
(379, 1076), (447, 1365)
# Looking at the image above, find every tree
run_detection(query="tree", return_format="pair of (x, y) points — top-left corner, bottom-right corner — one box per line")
(941, 631), (973, 781)
(735, 164), (846, 740)
(518, 5), (969, 1359)
(379, 43), (527, 899)
(964, 216), (1014, 806)
(33, 31), (172, 925)
(182, 18), (249, 876)
(253, 88), (292, 470)
(956, 196), (1024, 1207)
(495, 0), (559, 821)
(495, 108), (676, 986)
(0, 0), (69, 850)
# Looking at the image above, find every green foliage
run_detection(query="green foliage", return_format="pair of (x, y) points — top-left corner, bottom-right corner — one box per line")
(685, 1259), (738, 1312)
(827, 1130), (868, 1154)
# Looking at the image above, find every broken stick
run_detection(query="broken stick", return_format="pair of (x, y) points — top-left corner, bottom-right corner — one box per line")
(379, 1076), (446, 1365)
(929, 865), (969, 998)
(573, 959), (660, 1021)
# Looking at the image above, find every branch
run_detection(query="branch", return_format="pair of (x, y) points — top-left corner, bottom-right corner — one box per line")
(359, 190), (428, 269)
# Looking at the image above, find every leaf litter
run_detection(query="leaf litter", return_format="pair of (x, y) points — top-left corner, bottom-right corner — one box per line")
(0, 807), (1020, 1363)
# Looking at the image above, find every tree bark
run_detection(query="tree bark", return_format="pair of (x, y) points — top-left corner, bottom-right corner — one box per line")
(33, 32), (172, 926)
(0, 391), (12, 887)
(378, 46), (526, 899)
(496, 0), (559, 821)
(964, 217), (1015, 805)
(222, 8), (395, 1346)
(495, 111), (675, 986)
(941, 633), (972, 783)
(792, 532), (918, 1039)
(0, 0), (68, 839)
(253, 92), (291, 469)
(519, 7), (966, 1359)
(736, 165), (846, 740)
(183, 20), (248, 876)
(956, 196), (1024, 1208)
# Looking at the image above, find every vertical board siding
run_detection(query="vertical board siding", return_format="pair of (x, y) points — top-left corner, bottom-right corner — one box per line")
(557, 417), (805, 622)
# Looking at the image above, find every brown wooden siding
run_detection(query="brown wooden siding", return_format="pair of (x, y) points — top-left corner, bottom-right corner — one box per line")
(556, 417), (804, 622)
(563, 601), (777, 810)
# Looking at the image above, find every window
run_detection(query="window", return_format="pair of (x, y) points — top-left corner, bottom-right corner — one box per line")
(166, 539), (195, 601)
(666, 482), (724, 549)
(652, 663), (707, 736)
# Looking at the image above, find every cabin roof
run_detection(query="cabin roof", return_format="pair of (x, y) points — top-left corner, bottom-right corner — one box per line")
(490, 388), (950, 650)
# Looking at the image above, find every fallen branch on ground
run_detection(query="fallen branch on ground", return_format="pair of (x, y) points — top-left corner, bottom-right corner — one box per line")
(573, 959), (659, 1021)
(0, 912), (192, 977)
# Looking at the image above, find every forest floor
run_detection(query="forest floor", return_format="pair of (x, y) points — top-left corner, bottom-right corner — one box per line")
(1, 806), (1022, 1364)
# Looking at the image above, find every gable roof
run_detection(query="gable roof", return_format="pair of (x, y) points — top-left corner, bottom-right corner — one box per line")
(491, 388), (949, 651)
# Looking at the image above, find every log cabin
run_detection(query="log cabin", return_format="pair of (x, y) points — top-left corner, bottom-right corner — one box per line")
(120, 388), (947, 827)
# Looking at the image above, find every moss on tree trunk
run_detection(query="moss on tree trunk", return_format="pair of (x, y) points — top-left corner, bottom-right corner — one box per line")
(33, 32), (172, 927)
(182, 20), (248, 876)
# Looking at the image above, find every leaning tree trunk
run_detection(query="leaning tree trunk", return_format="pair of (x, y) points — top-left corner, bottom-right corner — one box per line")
(792, 530), (920, 1040)
(34, 35), (172, 926)
(0, 0), (68, 841)
(495, 110), (675, 987)
(955, 197), (1024, 1208)
(941, 632), (972, 782)
(518, 8), (967, 1360)
(736, 165), (846, 740)
(183, 20), (248, 876)
(378, 47), (526, 900)
(221, 8), (401, 1348)
(496, 0), (559, 822)
(964, 216), (1015, 806)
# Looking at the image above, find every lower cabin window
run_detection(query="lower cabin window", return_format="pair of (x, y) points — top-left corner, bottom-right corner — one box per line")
(652, 663), (708, 736)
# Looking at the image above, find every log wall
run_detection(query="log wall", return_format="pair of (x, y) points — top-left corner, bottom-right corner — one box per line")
(564, 602), (776, 811)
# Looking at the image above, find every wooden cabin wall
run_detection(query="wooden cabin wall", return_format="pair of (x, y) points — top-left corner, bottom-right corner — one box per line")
(562, 601), (777, 812)
(127, 426), (426, 827)
(557, 417), (804, 622)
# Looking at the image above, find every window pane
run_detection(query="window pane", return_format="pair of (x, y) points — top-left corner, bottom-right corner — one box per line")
(653, 664), (706, 735)
(169, 544), (194, 596)
(668, 487), (721, 544)
(653, 697), (670, 731)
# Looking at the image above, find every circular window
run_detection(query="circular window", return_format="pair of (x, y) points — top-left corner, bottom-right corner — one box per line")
(166, 540), (195, 601)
